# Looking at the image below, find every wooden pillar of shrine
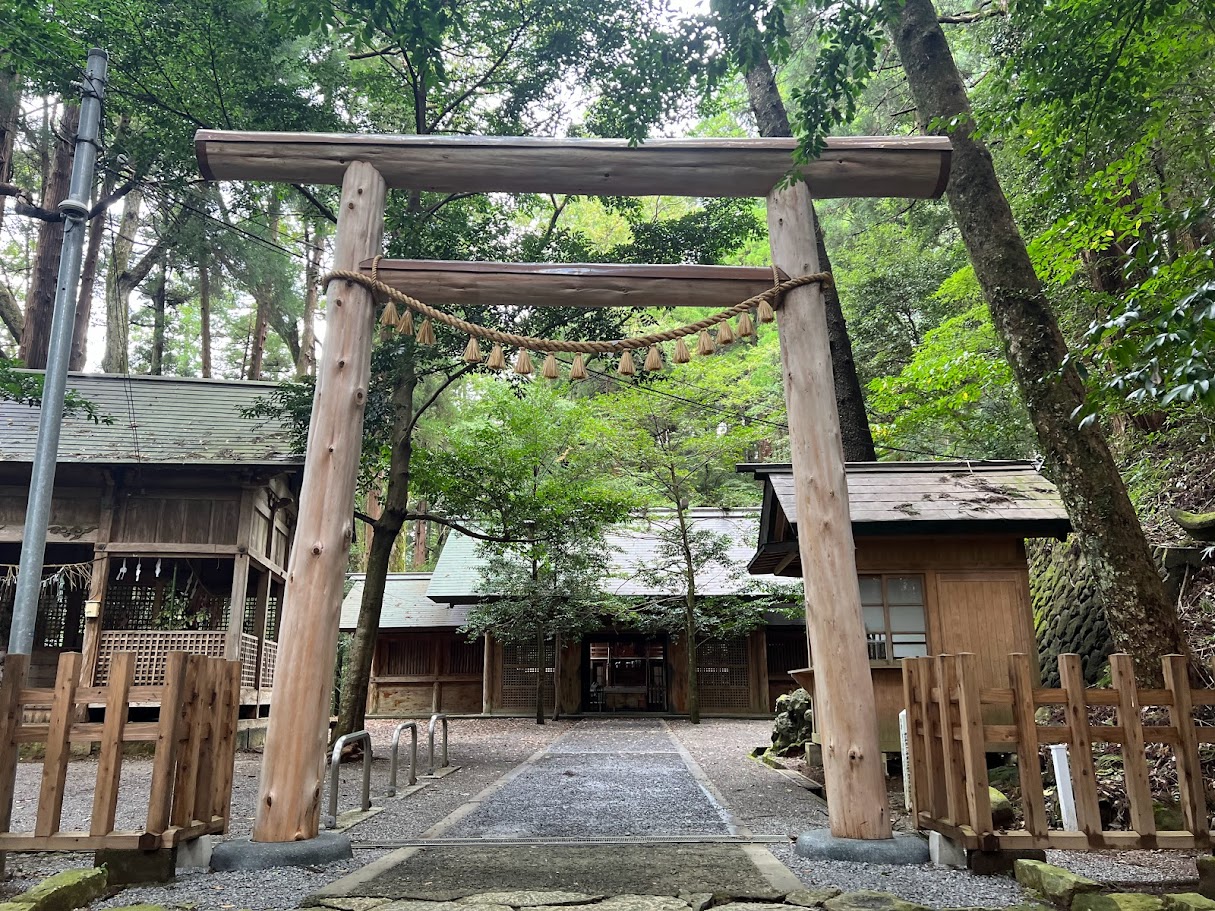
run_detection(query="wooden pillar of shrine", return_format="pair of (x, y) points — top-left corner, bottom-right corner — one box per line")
(767, 180), (892, 840)
(252, 160), (386, 842)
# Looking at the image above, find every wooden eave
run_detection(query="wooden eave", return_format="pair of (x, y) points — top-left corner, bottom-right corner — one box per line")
(359, 259), (780, 309)
(195, 132), (952, 199)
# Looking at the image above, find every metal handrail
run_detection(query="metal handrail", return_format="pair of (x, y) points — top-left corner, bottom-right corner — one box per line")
(387, 721), (418, 796)
(427, 713), (448, 774)
(324, 730), (372, 829)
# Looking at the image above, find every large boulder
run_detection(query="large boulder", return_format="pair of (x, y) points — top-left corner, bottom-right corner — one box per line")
(770, 688), (813, 756)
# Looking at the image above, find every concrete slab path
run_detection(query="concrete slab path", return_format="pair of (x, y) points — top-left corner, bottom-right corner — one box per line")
(310, 719), (801, 904)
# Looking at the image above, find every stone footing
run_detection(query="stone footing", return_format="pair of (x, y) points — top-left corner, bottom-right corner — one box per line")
(967, 847), (1046, 875)
(210, 832), (352, 872)
(792, 831), (929, 865)
(96, 848), (176, 886)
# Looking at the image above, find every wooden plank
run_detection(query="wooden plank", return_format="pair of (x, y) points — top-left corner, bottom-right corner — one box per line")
(1163, 654), (1207, 837)
(171, 656), (207, 827)
(766, 179), (890, 841)
(190, 660), (221, 825)
(360, 259), (779, 310)
(0, 655), (30, 835)
(915, 658), (945, 819)
(993, 829), (1203, 851)
(98, 543), (242, 555)
(1109, 653), (1155, 838)
(14, 722), (161, 744)
(90, 651), (134, 836)
(226, 553), (251, 662)
(1059, 654), (1102, 838)
(18, 685), (163, 705)
(253, 161), (387, 843)
(35, 653), (82, 837)
(146, 652), (188, 833)
(0, 831), (147, 851)
(1008, 653), (1047, 837)
(902, 658), (928, 820)
(210, 660), (242, 831)
(955, 653), (992, 834)
(196, 132), (952, 200)
(936, 655), (966, 826)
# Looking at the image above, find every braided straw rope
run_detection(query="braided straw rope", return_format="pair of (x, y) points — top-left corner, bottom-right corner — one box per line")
(322, 265), (832, 354)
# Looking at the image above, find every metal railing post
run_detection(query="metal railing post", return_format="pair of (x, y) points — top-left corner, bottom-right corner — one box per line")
(324, 730), (373, 829)
(387, 721), (418, 796)
(427, 713), (448, 775)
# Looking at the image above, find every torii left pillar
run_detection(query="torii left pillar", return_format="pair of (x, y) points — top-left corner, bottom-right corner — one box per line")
(252, 161), (385, 842)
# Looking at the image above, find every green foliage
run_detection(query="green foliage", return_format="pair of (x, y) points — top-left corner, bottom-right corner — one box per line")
(0, 357), (114, 425)
(866, 304), (1037, 459)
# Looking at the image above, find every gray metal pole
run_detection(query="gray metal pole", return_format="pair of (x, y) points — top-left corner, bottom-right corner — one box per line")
(8, 49), (108, 655)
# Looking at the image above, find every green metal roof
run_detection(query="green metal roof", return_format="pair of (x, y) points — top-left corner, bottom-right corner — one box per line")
(0, 372), (302, 467)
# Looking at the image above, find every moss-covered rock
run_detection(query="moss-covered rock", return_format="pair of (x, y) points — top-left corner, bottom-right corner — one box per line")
(770, 689), (813, 756)
(1197, 855), (1215, 900)
(1163, 895), (1215, 911)
(989, 787), (1015, 828)
(7, 868), (108, 911)
(1072, 895), (1163, 911)
(823, 891), (929, 911)
(1014, 860), (1102, 908)
(786, 890), (843, 908)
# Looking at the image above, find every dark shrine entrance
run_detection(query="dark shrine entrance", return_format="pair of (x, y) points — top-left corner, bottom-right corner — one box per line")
(584, 634), (668, 712)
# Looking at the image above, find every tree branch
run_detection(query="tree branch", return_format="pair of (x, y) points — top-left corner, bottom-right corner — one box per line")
(405, 363), (475, 436)
(403, 512), (541, 545)
(293, 184), (338, 224)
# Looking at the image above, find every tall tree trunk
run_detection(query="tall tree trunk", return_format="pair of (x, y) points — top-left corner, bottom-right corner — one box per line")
(719, 4), (877, 461)
(412, 502), (429, 569)
(885, 0), (1187, 684)
(248, 195), (280, 381)
(535, 626), (546, 725)
(296, 221), (323, 377)
(20, 104), (79, 368)
(103, 187), (142, 373)
(149, 265), (167, 375)
(0, 70), (19, 242)
(334, 366), (418, 741)
(70, 209), (106, 370)
(675, 505), (701, 724)
(200, 251), (213, 377)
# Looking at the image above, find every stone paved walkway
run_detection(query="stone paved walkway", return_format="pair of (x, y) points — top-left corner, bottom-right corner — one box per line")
(310, 719), (799, 904)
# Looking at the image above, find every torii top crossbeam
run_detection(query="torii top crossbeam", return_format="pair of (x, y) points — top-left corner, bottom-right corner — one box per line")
(195, 131), (950, 199)
(197, 129), (952, 849)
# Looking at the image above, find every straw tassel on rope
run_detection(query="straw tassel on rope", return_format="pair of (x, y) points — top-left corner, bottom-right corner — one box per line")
(697, 330), (715, 356)
(396, 309), (414, 336)
(736, 311), (754, 338)
(618, 349), (636, 377)
(463, 336), (482, 364)
(379, 298), (399, 328)
(541, 353), (560, 380)
(757, 299), (775, 323)
(716, 320), (734, 346)
(416, 318), (436, 345)
(514, 349), (534, 375)
(570, 354), (587, 380)
(644, 345), (663, 372)
(674, 338), (691, 364)
(486, 344), (507, 371)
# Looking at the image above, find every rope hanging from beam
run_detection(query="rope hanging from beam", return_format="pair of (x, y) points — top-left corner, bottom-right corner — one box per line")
(321, 261), (833, 378)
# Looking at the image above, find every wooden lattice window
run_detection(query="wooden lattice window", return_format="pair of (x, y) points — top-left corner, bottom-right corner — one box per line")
(766, 630), (808, 677)
(380, 636), (433, 676)
(697, 637), (751, 710)
(500, 640), (553, 710)
(447, 636), (483, 675)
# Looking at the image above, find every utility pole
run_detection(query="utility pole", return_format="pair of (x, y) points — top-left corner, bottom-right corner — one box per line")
(8, 49), (108, 655)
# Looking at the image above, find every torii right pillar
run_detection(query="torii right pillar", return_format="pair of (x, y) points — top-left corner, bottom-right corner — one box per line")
(768, 180), (896, 847)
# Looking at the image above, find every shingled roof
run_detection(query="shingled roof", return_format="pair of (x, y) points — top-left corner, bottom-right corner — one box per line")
(339, 573), (468, 629)
(0, 372), (301, 466)
(741, 460), (1071, 575)
(427, 508), (790, 604)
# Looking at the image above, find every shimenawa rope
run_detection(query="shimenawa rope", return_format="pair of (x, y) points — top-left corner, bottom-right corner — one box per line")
(322, 260), (833, 377)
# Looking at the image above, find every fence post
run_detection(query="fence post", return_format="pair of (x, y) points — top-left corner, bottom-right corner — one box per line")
(91, 651), (134, 835)
(955, 653), (992, 834)
(1110, 653), (1155, 839)
(35, 653), (82, 837)
(935, 655), (966, 826)
(913, 657), (942, 821)
(1163, 655), (1207, 837)
(1009, 653), (1047, 838)
(1048, 745), (1079, 831)
(0, 655), (31, 840)
(1059, 654), (1101, 839)
(147, 652), (188, 834)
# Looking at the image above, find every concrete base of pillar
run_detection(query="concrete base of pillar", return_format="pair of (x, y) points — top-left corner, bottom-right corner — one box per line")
(793, 830), (930, 865)
(210, 832), (352, 872)
(928, 831), (967, 868)
(176, 835), (214, 870)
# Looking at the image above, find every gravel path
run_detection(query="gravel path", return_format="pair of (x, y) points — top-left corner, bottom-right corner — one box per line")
(445, 719), (732, 839)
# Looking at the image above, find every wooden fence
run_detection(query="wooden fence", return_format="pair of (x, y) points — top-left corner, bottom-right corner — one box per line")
(903, 652), (1211, 851)
(0, 650), (240, 852)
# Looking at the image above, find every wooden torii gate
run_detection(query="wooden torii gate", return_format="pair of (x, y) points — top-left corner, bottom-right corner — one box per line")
(194, 131), (952, 844)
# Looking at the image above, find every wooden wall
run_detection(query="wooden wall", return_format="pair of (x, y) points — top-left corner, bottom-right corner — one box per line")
(849, 535), (1034, 751)
(368, 630), (484, 715)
